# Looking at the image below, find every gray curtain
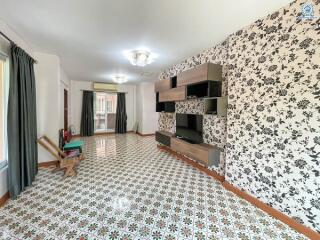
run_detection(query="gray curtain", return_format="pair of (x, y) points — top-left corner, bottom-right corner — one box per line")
(115, 92), (127, 133)
(7, 43), (38, 199)
(80, 91), (94, 136)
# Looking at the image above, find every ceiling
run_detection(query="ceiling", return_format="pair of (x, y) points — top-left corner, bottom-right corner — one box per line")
(0, 0), (292, 83)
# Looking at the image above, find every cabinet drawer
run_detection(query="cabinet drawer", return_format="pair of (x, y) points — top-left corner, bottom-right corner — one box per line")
(171, 138), (208, 165)
(155, 131), (173, 146)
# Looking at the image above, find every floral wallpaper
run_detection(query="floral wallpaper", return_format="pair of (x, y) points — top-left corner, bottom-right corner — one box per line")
(159, 99), (227, 175)
(226, 0), (320, 231)
(158, 0), (320, 233)
(159, 40), (229, 176)
(158, 112), (175, 133)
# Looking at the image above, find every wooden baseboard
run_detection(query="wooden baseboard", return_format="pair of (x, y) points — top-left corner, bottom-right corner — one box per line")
(157, 144), (225, 182)
(73, 131), (134, 138)
(222, 181), (320, 239)
(0, 192), (9, 207)
(137, 132), (155, 137)
(157, 144), (319, 239)
(38, 160), (58, 168)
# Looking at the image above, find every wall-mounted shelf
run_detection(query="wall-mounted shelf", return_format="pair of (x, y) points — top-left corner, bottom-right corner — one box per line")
(171, 137), (222, 167)
(205, 96), (227, 116)
(159, 86), (186, 102)
(177, 63), (222, 87)
(154, 78), (171, 92)
(171, 76), (177, 88)
(187, 80), (221, 99)
(155, 63), (224, 107)
(156, 93), (175, 112)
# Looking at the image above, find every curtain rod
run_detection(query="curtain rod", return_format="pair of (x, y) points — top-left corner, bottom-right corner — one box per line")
(80, 89), (128, 94)
(0, 31), (38, 63)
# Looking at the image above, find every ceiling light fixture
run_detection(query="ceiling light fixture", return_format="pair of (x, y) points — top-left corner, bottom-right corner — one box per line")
(125, 50), (154, 67)
(112, 75), (128, 84)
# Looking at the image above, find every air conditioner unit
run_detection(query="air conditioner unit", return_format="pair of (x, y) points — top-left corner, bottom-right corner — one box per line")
(93, 82), (117, 92)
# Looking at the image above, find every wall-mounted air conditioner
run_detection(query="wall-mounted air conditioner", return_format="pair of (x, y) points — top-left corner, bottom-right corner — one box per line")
(93, 82), (117, 92)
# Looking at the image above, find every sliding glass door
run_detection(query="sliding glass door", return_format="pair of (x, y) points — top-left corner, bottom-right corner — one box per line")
(94, 92), (117, 133)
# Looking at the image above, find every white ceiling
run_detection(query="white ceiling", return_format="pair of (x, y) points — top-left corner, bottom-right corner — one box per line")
(0, 0), (292, 83)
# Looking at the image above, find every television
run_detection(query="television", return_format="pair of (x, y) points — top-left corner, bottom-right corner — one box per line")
(176, 113), (203, 144)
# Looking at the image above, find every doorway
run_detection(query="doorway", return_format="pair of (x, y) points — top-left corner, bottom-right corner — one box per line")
(94, 92), (117, 133)
(64, 89), (68, 131)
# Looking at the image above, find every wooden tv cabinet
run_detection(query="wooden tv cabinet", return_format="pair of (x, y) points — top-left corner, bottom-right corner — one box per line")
(156, 130), (222, 167)
(171, 137), (221, 167)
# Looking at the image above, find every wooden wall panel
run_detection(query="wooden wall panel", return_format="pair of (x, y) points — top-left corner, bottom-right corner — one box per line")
(177, 63), (222, 86)
(154, 79), (171, 92)
(159, 86), (186, 102)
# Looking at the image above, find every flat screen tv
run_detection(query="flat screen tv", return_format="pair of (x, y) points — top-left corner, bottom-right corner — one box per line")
(176, 113), (203, 144)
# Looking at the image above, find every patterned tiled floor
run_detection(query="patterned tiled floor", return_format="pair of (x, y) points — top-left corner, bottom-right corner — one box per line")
(0, 134), (307, 240)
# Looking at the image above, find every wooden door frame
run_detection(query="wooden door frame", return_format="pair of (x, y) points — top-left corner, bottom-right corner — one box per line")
(64, 89), (68, 131)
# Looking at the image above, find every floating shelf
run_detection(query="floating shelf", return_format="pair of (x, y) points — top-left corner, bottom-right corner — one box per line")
(204, 96), (227, 116)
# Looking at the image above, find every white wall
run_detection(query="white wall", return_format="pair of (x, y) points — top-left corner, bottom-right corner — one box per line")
(0, 20), (34, 197)
(136, 85), (143, 133)
(0, 20), (34, 58)
(34, 54), (71, 163)
(70, 80), (91, 134)
(59, 68), (71, 129)
(34, 52), (61, 163)
(118, 84), (136, 132)
(70, 80), (136, 134)
(135, 82), (158, 134)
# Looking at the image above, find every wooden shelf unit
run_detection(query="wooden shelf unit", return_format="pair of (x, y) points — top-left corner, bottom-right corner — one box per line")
(171, 137), (221, 167)
(204, 96), (228, 116)
(154, 78), (171, 92)
(155, 131), (174, 147)
(177, 63), (222, 87)
(156, 131), (222, 167)
(159, 86), (186, 102)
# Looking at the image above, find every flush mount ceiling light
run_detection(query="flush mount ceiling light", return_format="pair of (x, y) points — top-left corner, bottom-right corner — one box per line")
(125, 50), (154, 67)
(112, 75), (128, 84)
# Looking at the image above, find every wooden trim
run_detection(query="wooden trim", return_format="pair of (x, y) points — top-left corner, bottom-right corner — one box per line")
(137, 132), (155, 137)
(0, 191), (9, 207)
(73, 131), (134, 138)
(157, 144), (319, 239)
(94, 131), (115, 136)
(38, 160), (59, 168)
(222, 181), (320, 240)
(157, 145), (225, 182)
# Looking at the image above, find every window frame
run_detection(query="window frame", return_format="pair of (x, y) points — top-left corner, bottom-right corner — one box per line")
(0, 52), (9, 169)
(93, 92), (117, 133)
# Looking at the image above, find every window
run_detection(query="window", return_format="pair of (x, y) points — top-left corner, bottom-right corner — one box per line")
(0, 56), (8, 169)
(94, 92), (117, 133)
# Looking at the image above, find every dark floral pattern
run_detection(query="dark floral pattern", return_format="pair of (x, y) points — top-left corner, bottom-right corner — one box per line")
(0, 135), (307, 239)
(158, 0), (320, 232)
